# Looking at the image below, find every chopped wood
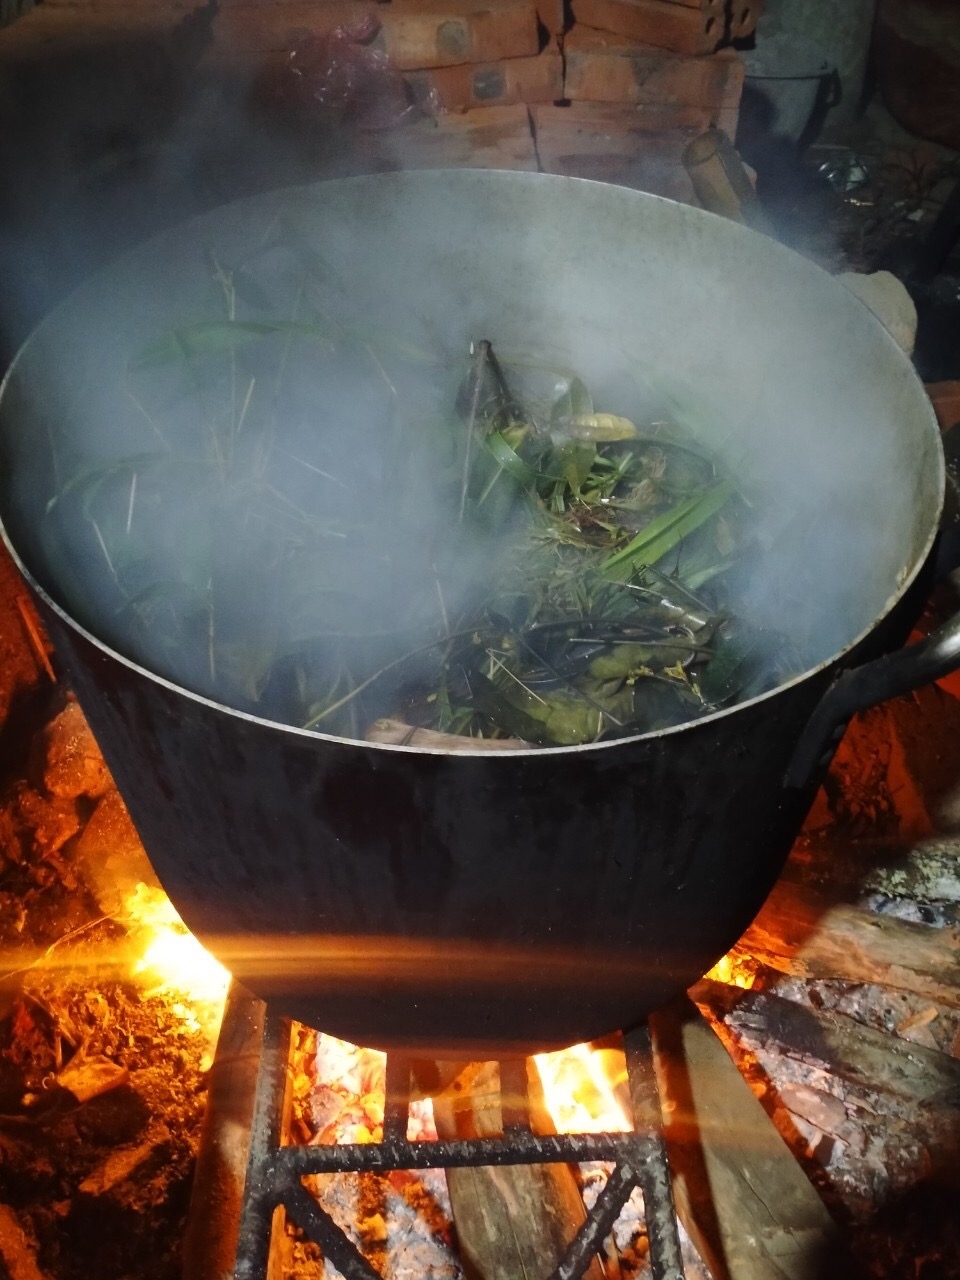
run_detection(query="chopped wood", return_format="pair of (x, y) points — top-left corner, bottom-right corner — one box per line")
(693, 982), (960, 1116)
(649, 996), (847, 1280)
(894, 1005), (940, 1035)
(786, 834), (960, 912)
(431, 1060), (609, 1280)
(728, 877), (960, 1010)
(0, 1204), (48, 1280)
(182, 982), (266, 1280)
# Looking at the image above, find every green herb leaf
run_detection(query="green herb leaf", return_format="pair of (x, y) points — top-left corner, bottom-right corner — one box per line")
(601, 480), (736, 580)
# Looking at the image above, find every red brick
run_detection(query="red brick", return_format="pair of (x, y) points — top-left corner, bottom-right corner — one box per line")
(405, 49), (563, 111)
(382, 0), (541, 69)
(531, 102), (700, 199)
(563, 28), (742, 121)
(641, 0), (724, 9)
(214, 1), (541, 70)
(729, 0), (762, 41)
(571, 0), (724, 54)
(378, 102), (539, 169)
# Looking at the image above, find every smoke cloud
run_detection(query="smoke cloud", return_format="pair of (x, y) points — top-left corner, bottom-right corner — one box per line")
(0, 7), (942, 748)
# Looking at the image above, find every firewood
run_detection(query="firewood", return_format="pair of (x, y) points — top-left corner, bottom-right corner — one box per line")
(728, 878), (960, 1010)
(0, 1204), (48, 1280)
(431, 1060), (611, 1280)
(785, 834), (960, 915)
(649, 996), (848, 1280)
(182, 982), (268, 1280)
(694, 982), (960, 1115)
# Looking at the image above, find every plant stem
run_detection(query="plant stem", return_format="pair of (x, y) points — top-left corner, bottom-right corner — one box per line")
(458, 340), (491, 524)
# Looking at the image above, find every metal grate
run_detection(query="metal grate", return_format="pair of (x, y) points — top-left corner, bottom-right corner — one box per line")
(232, 1010), (685, 1280)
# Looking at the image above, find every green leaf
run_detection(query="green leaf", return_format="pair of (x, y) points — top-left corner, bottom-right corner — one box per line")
(483, 431), (543, 489)
(550, 376), (594, 423)
(601, 480), (736, 580)
(551, 441), (596, 497)
(131, 318), (437, 372)
(130, 321), (296, 370)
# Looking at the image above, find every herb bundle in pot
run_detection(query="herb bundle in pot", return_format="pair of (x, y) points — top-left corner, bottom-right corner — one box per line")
(39, 255), (802, 749)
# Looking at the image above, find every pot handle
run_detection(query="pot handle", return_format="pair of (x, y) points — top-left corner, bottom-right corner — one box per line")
(784, 610), (960, 790)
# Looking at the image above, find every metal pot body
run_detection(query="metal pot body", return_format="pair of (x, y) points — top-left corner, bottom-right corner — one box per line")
(0, 171), (942, 1054)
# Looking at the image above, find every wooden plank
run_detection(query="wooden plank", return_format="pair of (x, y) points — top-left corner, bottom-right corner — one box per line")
(694, 981), (960, 1115)
(181, 982), (267, 1280)
(570, 0), (725, 56)
(405, 49), (563, 112)
(728, 878), (960, 1010)
(431, 1061), (610, 1280)
(649, 996), (846, 1280)
(0, 1204), (48, 1280)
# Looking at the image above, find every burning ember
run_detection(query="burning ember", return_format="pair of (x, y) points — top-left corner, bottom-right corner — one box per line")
(534, 1041), (632, 1134)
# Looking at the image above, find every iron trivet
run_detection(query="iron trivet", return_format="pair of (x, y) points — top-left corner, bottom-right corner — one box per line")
(231, 1006), (685, 1280)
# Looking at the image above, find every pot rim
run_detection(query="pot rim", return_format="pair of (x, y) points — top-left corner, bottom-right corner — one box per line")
(0, 170), (944, 756)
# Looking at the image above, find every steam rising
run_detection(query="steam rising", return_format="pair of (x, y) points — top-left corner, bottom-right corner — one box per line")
(0, 168), (941, 747)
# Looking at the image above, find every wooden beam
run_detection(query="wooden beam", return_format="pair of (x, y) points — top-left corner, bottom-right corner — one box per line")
(732, 878), (960, 1009)
(693, 981), (960, 1115)
(181, 982), (268, 1280)
(649, 996), (848, 1280)
(431, 1060), (612, 1280)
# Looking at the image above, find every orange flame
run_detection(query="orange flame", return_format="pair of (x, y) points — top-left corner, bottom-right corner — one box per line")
(534, 1042), (632, 1134)
(123, 883), (230, 1043)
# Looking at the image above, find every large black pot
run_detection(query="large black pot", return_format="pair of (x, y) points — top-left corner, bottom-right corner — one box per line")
(0, 171), (955, 1055)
